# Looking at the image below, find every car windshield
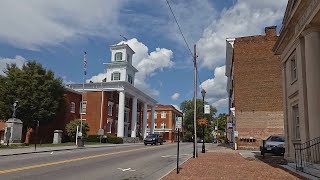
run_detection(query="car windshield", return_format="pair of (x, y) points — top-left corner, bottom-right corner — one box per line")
(147, 134), (157, 138)
(270, 136), (285, 142)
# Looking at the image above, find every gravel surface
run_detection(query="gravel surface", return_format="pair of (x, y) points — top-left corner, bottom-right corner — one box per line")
(162, 144), (306, 180)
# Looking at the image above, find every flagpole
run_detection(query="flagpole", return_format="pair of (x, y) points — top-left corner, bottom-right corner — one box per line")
(80, 51), (87, 137)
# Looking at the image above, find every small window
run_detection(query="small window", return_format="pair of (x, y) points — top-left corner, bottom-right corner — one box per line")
(293, 104), (300, 140)
(154, 112), (157, 119)
(154, 123), (157, 128)
(161, 112), (166, 119)
(115, 52), (122, 61)
(291, 56), (297, 81)
(161, 122), (166, 128)
(127, 75), (133, 84)
(111, 72), (121, 81)
(80, 101), (87, 114)
(70, 102), (75, 113)
(108, 102), (113, 116)
(147, 113), (149, 119)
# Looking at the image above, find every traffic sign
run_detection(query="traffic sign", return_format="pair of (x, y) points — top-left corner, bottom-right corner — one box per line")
(176, 117), (182, 128)
(98, 128), (104, 135)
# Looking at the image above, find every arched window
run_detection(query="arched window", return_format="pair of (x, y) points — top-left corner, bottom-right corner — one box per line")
(115, 52), (122, 61)
(111, 72), (121, 81)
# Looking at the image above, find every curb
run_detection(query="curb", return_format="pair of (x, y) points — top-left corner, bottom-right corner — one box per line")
(0, 143), (143, 157)
(159, 154), (193, 180)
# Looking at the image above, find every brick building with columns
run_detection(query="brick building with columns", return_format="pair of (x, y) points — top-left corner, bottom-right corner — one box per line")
(67, 43), (158, 139)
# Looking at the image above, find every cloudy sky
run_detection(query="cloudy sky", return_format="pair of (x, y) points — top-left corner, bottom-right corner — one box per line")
(0, 0), (287, 113)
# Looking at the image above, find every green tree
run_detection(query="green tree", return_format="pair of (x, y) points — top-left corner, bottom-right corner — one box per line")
(180, 99), (217, 141)
(0, 61), (65, 144)
(65, 119), (90, 140)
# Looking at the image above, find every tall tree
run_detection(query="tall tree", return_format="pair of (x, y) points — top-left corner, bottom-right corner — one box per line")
(180, 99), (217, 140)
(0, 61), (65, 144)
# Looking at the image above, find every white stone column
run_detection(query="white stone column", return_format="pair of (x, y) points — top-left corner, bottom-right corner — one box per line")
(142, 103), (148, 139)
(150, 106), (155, 134)
(304, 29), (320, 140)
(131, 97), (138, 137)
(117, 91), (125, 137)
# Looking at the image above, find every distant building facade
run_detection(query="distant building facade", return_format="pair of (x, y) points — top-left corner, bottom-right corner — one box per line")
(226, 26), (284, 149)
(146, 104), (183, 142)
(273, 0), (320, 161)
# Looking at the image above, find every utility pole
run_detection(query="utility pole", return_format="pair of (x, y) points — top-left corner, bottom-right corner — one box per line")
(193, 44), (198, 158)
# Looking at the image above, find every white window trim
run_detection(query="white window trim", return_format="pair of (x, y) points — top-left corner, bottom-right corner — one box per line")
(70, 102), (75, 113)
(161, 112), (166, 119)
(80, 101), (87, 114)
(154, 112), (157, 119)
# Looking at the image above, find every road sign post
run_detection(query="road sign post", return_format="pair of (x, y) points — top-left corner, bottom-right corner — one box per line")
(175, 117), (182, 174)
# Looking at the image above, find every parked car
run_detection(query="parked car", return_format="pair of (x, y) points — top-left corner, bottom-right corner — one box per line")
(260, 135), (285, 155)
(144, 134), (164, 145)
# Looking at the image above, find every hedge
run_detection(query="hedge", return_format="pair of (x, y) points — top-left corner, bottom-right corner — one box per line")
(86, 134), (123, 144)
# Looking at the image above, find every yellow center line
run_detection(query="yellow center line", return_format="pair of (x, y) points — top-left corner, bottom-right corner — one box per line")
(0, 144), (174, 175)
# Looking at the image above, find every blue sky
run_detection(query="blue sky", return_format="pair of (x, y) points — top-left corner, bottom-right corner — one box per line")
(0, 0), (287, 113)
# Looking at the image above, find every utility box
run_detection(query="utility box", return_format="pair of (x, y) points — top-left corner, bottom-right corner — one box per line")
(53, 130), (63, 144)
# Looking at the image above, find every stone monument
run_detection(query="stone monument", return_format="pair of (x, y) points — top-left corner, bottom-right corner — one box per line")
(4, 101), (23, 144)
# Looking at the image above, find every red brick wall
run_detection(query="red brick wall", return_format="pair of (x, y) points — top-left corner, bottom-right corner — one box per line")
(37, 90), (81, 143)
(233, 27), (284, 149)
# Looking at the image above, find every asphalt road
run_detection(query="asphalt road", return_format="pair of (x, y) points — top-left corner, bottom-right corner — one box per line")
(0, 143), (194, 180)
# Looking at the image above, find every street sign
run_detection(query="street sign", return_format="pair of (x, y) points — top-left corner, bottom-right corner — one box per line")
(176, 117), (182, 129)
(98, 128), (104, 135)
(197, 118), (208, 126)
(204, 105), (210, 114)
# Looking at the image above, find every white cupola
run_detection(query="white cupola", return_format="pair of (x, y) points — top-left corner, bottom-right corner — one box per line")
(105, 44), (138, 85)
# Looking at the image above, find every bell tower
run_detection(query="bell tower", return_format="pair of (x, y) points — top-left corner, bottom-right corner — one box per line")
(105, 44), (138, 85)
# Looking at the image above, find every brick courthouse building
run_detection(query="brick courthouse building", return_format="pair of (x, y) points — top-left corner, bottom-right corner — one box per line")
(36, 43), (159, 143)
(225, 26), (284, 149)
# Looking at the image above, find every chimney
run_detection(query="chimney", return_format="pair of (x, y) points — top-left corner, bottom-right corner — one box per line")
(265, 26), (277, 37)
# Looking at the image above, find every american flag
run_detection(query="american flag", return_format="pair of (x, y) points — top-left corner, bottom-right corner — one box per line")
(84, 52), (87, 75)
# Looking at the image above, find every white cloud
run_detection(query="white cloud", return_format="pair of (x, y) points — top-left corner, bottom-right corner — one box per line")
(0, 55), (27, 75)
(171, 93), (180, 101)
(120, 38), (174, 96)
(88, 38), (174, 97)
(0, 1), (122, 50)
(200, 66), (227, 110)
(197, 0), (287, 69)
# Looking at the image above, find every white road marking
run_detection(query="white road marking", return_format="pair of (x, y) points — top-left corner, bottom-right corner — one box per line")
(117, 168), (136, 172)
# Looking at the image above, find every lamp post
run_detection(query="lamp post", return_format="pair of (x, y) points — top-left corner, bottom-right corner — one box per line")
(201, 89), (206, 153)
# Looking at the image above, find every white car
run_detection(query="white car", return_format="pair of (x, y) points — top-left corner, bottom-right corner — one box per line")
(260, 135), (285, 155)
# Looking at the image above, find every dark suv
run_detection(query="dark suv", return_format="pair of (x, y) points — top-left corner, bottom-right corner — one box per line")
(144, 134), (164, 145)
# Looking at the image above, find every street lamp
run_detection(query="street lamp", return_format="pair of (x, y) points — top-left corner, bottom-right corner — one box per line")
(201, 89), (206, 153)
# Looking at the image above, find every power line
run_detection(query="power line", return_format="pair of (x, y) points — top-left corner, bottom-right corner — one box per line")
(166, 0), (193, 58)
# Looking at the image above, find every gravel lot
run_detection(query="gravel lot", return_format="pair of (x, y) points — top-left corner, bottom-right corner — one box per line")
(162, 144), (306, 180)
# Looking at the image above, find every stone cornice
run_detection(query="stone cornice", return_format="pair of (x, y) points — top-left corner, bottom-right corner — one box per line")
(106, 62), (138, 72)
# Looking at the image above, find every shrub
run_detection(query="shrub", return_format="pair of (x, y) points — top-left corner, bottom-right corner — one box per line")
(106, 134), (123, 144)
(65, 119), (90, 140)
(86, 135), (101, 142)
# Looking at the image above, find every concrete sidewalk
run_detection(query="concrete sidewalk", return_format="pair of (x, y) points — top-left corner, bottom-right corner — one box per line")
(0, 143), (143, 156)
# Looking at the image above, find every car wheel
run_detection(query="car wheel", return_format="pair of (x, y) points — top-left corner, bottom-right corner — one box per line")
(160, 142), (163, 145)
(144, 143), (147, 146)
